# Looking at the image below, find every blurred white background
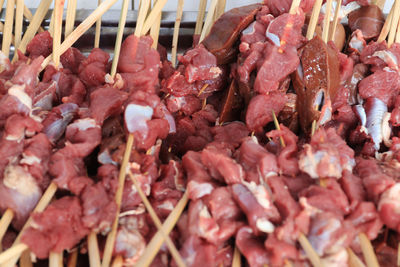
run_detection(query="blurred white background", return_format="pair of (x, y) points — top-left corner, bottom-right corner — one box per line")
(25, 0), (260, 11)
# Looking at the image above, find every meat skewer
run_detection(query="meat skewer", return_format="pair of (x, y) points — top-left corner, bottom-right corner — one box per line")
(328, 0), (343, 42)
(199, 0), (219, 43)
(388, 0), (400, 46)
(149, 0), (161, 49)
(12, 0), (53, 61)
(101, 1), (152, 265)
(127, 171), (186, 267)
(377, 3), (394, 42)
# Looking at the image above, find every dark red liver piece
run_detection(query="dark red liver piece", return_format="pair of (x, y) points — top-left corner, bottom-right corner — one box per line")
(348, 5), (384, 40)
(202, 4), (262, 65)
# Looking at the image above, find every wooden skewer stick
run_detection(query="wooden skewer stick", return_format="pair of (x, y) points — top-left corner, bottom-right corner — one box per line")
(395, 12), (400, 43)
(149, 0), (162, 49)
(49, 252), (61, 267)
(15, 0), (24, 49)
(53, 0), (65, 69)
(2, 0), (15, 57)
(111, 255), (123, 267)
(134, 0), (150, 37)
(65, 0), (78, 38)
(140, 0), (168, 36)
(48, 9), (55, 37)
(358, 233), (379, 267)
(171, 0), (184, 67)
(397, 242), (400, 266)
(329, 0), (342, 42)
(377, 4), (394, 43)
(128, 172), (186, 267)
(13, 0), (53, 61)
(199, 0), (218, 43)
(0, 243), (28, 264)
(215, 0), (226, 21)
(110, 0), (130, 78)
(67, 249), (78, 267)
(272, 111), (286, 147)
(298, 233), (322, 267)
(41, 0), (119, 69)
(94, 0), (102, 48)
(306, 0), (323, 40)
(322, 0), (333, 43)
(88, 232), (101, 267)
(135, 191), (189, 267)
(101, 134), (134, 267)
(0, 0), (5, 15)
(23, 5), (45, 32)
(347, 248), (366, 267)
(1, 182), (57, 267)
(0, 209), (14, 245)
(388, 0), (400, 47)
(232, 245), (241, 267)
(376, 0), (386, 9)
(20, 249), (33, 267)
(194, 0), (207, 35)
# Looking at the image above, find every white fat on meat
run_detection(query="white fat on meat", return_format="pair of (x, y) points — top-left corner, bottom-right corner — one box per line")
(372, 50), (399, 71)
(349, 30), (366, 53)
(308, 216), (342, 256)
(187, 180), (214, 199)
(321, 249), (349, 267)
(299, 197), (321, 217)
(382, 112), (392, 147)
(243, 181), (271, 210)
(157, 200), (175, 211)
(124, 103), (153, 135)
(256, 218), (275, 233)
(322, 1), (360, 23)
(8, 84), (32, 112)
(299, 145), (343, 179)
(3, 165), (40, 197)
(119, 204), (146, 218)
(378, 183), (400, 214)
(0, 51), (11, 72)
(172, 160), (185, 192)
(70, 118), (99, 131)
(266, 23), (281, 47)
(354, 104), (368, 134)
(366, 98), (387, 150)
(198, 204), (220, 237)
(20, 153), (41, 165)
(114, 228), (145, 265)
(242, 21), (256, 35)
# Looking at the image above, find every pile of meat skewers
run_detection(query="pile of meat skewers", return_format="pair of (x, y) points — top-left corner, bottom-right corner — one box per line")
(1, 0), (400, 266)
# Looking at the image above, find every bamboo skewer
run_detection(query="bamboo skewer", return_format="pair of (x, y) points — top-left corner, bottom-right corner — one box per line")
(232, 245), (241, 267)
(94, 0), (102, 48)
(20, 249), (33, 267)
(2, 0), (15, 57)
(298, 233), (323, 267)
(134, 0), (150, 37)
(110, 0), (129, 78)
(347, 248), (366, 267)
(111, 255), (123, 267)
(23, 5), (45, 32)
(53, 0), (65, 69)
(65, 0), (77, 38)
(41, 0), (119, 69)
(15, 0), (25, 49)
(128, 172), (186, 267)
(67, 250), (78, 267)
(322, 0), (333, 43)
(215, 0), (226, 21)
(13, 0), (53, 61)
(359, 233), (379, 267)
(0, 209), (14, 245)
(48, 9), (55, 37)
(171, 0), (184, 67)
(329, 0), (342, 42)
(306, 0), (323, 40)
(0, 243), (27, 264)
(199, 0), (218, 43)
(136, 191), (189, 266)
(140, 0), (168, 35)
(378, 4), (394, 42)
(194, 0), (207, 35)
(49, 252), (61, 267)
(101, 134), (134, 267)
(149, 0), (162, 49)
(388, 0), (400, 47)
(88, 232), (101, 267)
